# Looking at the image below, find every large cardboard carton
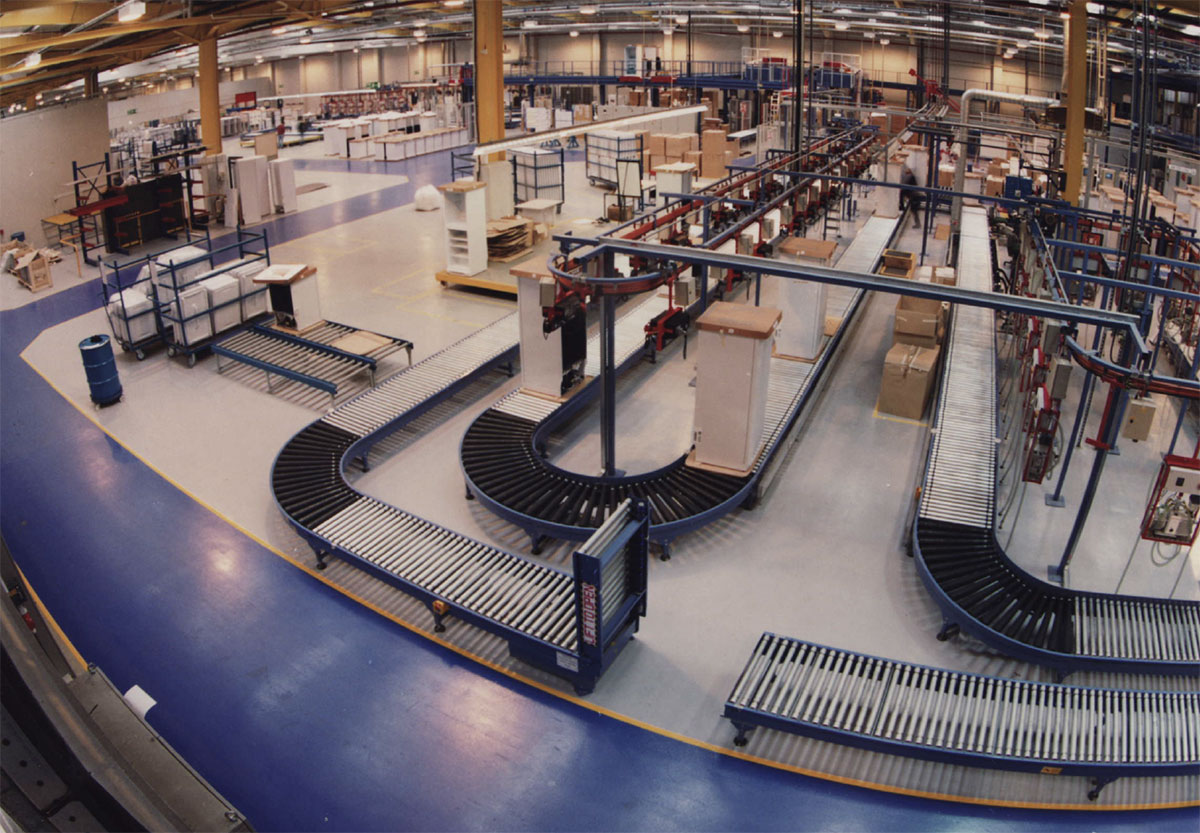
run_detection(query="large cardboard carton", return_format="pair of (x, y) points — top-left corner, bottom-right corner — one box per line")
(878, 343), (940, 419)
(665, 133), (692, 158)
(684, 150), (703, 167)
(702, 129), (729, 152)
(933, 266), (957, 286)
(985, 175), (1005, 198)
(894, 295), (945, 349)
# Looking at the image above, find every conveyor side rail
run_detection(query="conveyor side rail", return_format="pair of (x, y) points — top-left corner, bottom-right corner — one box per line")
(910, 208), (1200, 675)
(724, 633), (1200, 799)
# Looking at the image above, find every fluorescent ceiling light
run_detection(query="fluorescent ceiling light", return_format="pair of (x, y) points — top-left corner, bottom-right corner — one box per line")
(772, 30), (783, 38)
(300, 36), (312, 43)
(24, 51), (41, 68)
(271, 26), (288, 34)
(444, 0), (465, 6)
(1028, 0), (1050, 5)
(1184, 24), (1200, 36)
(1034, 29), (1050, 39)
(580, 5), (597, 14)
(413, 28), (425, 37)
(834, 7), (852, 14)
(676, 14), (688, 24)
(118, 1), (146, 23)
(569, 30), (580, 37)
(835, 22), (849, 30)
(737, 24), (750, 32)
(881, 10), (898, 17)
(1086, 2), (1102, 11)
(879, 38), (890, 45)
(522, 19), (538, 28)
(662, 26), (673, 34)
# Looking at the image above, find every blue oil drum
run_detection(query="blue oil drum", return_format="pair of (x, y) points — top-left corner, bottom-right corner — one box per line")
(79, 334), (123, 407)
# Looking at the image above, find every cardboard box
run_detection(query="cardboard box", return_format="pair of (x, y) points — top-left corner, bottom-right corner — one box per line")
(650, 154), (667, 170)
(724, 149), (734, 169)
(665, 133), (691, 158)
(938, 164), (956, 188)
(688, 133), (700, 152)
(878, 249), (916, 280)
(933, 266), (957, 286)
(684, 150), (703, 167)
(878, 342), (940, 420)
(985, 175), (1005, 198)
(913, 265), (934, 283)
(702, 154), (726, 179)
(702, 129), (729, 152)
(893, 295), (945, 348)
(648, 133), (667, 155)
(606, 203), (634, 221)
(934, 223), (951, 241)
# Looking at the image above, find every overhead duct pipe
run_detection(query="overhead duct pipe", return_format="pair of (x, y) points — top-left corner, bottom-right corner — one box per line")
(951, 89), (1057, 227)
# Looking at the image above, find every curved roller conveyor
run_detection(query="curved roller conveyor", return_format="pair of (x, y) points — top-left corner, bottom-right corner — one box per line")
(911, 207), (1200, 676)
(461, 216), (901, 555)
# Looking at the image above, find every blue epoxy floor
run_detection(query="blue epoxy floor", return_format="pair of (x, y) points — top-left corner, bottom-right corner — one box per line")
(1, 148), (1195, 832)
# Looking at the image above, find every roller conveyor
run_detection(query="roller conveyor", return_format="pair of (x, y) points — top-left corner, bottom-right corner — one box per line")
(214, 321), (413, 406)
(273, 312), (651, 693)
(461, 216), (900, 552)
(724, 633), (1200, 797)
(911, 208), (1200, 675)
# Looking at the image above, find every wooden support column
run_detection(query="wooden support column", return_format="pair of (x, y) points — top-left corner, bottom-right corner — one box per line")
(1063, 0), (1087, 205)
(199, 36), (221, 154)
(473, 0), (504, 156)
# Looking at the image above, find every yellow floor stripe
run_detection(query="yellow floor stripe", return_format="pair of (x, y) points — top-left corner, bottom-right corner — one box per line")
(17, 353), (1196, 813)
(872, 404), (929, 427)
(14, 564), (88, 674)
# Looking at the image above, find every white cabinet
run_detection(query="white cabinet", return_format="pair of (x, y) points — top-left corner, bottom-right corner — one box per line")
(691, 302), (780, 472)
(438, 180), (488, 277)
(511, 256), (564, 397)
(269, 158), (297, 214)
(253, 264), (322, 331)
(764, 236), (836, 360)
(234, 155), (270, 225)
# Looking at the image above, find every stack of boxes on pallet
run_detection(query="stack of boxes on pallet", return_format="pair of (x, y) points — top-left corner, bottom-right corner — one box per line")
(877, 252), (957, 420)
(640, 131), (700, 174)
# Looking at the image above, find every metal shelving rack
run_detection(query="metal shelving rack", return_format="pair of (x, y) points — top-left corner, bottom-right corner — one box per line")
(156, 229), (272, 367)
(100, 228), (213, 360)
(511, 147), (565, 206)
(585, 130), (643, 188)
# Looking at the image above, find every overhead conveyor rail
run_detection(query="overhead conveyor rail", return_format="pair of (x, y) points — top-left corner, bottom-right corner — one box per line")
(272, 316), (652, 693)
(214, 321), (413, 407)
(911, 208), (1200, 676)
(724, 633), (1200, 800)
(460, 216), (900, 556)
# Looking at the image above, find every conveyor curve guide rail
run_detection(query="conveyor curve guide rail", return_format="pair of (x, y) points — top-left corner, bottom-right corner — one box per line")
(461, 216), (901, 557)
(912, 208), (1200, 676)
(272, 316), (651, 694)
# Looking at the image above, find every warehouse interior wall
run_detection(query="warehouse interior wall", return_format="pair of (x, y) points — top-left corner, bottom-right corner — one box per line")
(0, 98), (110, 245)
(106, 76), (274, 130)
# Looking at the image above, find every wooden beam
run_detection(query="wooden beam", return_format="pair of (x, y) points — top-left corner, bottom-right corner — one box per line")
(1063, 0), (1087, 205)
(0, 3), (114, 28)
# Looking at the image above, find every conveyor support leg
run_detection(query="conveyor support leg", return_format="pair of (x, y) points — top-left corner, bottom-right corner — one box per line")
(732, 723), (754, 747)
(1088, 776), (1117, 801)
(936, 621), (960, 642)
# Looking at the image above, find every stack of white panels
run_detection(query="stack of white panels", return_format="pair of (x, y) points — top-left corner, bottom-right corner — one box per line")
(107, 289), (156, 345)
(171, 285), (213, 346)
(231, 262), (269, 320)
(201, 274), (241, 333)
(154, 246), (210, 290)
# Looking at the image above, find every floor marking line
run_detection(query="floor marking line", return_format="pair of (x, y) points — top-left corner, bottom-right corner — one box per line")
(17, 236), (1196, 817)
(872, 405), (929, 427)
(13, 564), (88, 673)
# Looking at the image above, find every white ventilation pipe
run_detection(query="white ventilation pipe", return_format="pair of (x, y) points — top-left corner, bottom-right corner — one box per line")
(951, 89), (1058, 226)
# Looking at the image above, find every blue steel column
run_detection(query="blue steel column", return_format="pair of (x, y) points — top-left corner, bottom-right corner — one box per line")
(599, 250), (617, 477)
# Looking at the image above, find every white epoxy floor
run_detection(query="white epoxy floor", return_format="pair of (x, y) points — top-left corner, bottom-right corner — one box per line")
(20, 156), (1200, 805)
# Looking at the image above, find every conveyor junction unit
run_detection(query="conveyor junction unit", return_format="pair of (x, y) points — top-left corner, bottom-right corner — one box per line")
(461, 215), (901, 556)
(724, 633), (1199, 800)
(214, 321), (413, 406)
(911, 208), (1200, 676)
(272, 315), (651, 693)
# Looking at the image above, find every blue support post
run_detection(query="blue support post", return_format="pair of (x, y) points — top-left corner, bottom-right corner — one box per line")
(599, 250), (618, 478)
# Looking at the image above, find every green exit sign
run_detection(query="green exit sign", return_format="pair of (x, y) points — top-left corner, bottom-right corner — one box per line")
(127, 107), (137, 115)
(366, 82), (379, 90)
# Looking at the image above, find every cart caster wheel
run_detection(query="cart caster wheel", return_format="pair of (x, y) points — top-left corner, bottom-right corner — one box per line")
(167, 345), (177, 357)
(187, 353), (197, 368)
(120, 344), (130, 353)
(135, 349), (146, 361)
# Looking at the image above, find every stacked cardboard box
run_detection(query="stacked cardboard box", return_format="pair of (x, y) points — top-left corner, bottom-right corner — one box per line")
(878, 343), (940, 419)
(878, 249), (916, 280)
(701, 128), (732, 179)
